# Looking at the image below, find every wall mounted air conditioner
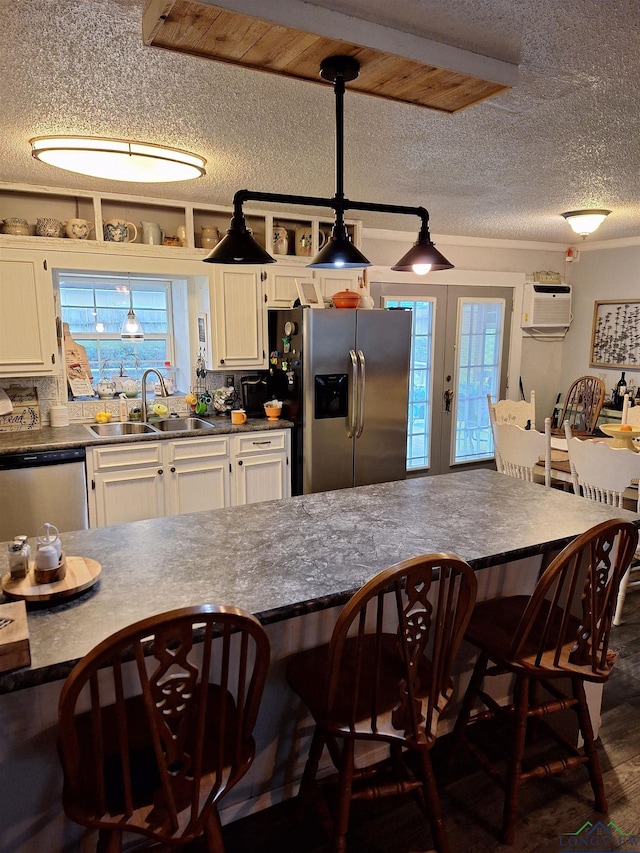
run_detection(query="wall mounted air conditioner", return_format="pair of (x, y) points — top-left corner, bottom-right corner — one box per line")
(521, 283), (572, 334)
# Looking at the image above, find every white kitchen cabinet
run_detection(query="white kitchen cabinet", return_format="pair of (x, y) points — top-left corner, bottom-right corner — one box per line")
(210, 267), (268, 370)
(164, 435), (231, 515)
(86, 429), (290, 526)
(232, 430), (291, 505)
(0, 251), (58, 376)
(316, 270), (362, 299)
(265, 264), (310, 307)
(87, 441), (166, 527)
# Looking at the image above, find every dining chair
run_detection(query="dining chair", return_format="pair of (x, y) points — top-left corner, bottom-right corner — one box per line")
(491, 417), (551, 486)
(553, 375), (606, 435)
(564, 421), (640, 625)
(286, 554), (478, 853)
(487, 392), (536, 472)
(447, 518), (639, 845)
(621, 393), (640, 426)
(58, 604), (270, 852)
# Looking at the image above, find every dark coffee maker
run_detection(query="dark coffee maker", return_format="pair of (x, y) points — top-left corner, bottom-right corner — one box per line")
(241, 375), (270, 416)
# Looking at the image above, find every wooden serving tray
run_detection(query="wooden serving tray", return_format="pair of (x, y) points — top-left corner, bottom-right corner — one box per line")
(1, 556), (101, 602)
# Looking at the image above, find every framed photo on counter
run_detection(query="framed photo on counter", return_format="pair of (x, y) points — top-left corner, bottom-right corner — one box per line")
(295, 279), (324, 308)
(590, 299), (640, 368)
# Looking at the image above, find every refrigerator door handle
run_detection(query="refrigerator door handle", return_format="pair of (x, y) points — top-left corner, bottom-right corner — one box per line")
(356, 349), (365, 438)
(348, 349), (358, 438)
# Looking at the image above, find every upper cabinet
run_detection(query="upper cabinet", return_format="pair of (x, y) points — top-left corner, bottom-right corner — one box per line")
(210, 267), (268, 370)
(0, 250), (57, 376)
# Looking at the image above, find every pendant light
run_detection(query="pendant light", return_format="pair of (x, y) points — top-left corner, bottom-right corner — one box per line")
(561, 209), (611, 237)
(120, 288), (144, 341)
(30, 136), (206, 183)
(203, 56), (453, 275)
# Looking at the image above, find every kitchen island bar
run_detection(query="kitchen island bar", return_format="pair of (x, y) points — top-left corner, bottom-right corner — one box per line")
(0, 470), (638, 851)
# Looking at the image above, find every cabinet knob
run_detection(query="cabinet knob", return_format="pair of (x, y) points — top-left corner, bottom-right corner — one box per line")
(158, 468), (163, 475)
(238, 459), (243, 466)
(171, 467), (176, 473)
(220, 359), (225, 365)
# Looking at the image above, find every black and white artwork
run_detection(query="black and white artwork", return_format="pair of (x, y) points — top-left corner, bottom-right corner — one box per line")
(590, 300), (640, 368)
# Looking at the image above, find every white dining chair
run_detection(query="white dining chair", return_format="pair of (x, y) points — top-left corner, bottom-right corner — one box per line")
(622, 394), (640, 426)
(487, 392), (536, 472)
(564, 421), (640, 625)
(492, 416), (551, 487)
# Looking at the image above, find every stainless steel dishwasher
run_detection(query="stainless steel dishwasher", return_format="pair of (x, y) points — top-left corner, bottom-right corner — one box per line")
(0, 448), (89, 540)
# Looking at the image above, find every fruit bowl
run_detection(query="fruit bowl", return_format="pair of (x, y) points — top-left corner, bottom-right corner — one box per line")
(599, 422), (640, 451)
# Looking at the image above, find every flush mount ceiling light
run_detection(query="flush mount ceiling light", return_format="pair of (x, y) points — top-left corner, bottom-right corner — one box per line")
(30, 136), (206, 183)
(561, 209), (611, 237)
(203, 56), (453, 275)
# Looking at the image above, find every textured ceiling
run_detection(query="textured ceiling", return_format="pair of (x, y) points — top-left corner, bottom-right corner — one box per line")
(1, 0), (639, 243)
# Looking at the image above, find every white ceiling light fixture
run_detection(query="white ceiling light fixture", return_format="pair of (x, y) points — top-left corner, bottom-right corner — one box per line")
(30, 136), (206, 183)
(561, 209), (611, 237)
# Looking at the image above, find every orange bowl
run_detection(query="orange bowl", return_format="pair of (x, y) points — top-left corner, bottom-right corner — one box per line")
(332, 290), (360, 309)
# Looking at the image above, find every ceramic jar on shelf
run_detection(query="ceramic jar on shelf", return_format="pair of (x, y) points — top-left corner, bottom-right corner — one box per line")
(201, 225), (220, 250)
(1, 218), (31, 236)
(272, 223), (289, 255)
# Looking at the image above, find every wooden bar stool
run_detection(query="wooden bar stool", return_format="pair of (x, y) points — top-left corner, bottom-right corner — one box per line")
(447, 518), (638, 845)
(58, 604), (270, 852)
(286, 554), (477, 853)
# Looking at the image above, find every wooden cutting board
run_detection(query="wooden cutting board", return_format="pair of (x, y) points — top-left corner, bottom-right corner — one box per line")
(0, 600), (31, 671)
(1, 556), (101, 602)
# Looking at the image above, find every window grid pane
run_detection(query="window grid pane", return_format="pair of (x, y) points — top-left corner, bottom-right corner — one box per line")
(59, 274), (173, 382)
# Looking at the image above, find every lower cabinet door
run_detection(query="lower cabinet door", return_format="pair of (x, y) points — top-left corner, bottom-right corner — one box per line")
(92, 467), (165, 527)
(166, 458), (231, 515)
(234, 452), (289, 505)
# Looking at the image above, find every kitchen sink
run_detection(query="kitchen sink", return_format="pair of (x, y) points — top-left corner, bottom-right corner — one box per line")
(152, 417), (215, 432)
(85, 422), (160, 437)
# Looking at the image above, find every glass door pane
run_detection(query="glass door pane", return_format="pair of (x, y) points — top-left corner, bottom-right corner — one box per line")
(452, 298), (505, 464)
(386, 299), (437, 470)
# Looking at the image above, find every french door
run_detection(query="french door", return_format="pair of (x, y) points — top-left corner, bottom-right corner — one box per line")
(383, 284), (513, 475)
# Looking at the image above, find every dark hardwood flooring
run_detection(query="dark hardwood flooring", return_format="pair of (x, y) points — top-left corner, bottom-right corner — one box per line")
(143, 590), (640, 852)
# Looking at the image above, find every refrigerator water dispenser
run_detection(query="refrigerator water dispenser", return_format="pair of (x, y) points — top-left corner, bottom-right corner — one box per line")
(315, 374), (348, 419)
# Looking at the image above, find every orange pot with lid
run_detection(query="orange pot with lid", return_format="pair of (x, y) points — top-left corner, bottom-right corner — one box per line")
(331, 290), (360, 309)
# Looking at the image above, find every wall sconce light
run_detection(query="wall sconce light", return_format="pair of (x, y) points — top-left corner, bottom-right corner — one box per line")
(203, 56), (453, 275)
(30, 136), (206, 183)
(561, 209), (611, 237)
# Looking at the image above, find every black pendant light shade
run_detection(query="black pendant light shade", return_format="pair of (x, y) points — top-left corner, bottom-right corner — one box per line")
(307, 223), (372, 269)
(391, 227), (454, 274)
(203, 213), (276, 264)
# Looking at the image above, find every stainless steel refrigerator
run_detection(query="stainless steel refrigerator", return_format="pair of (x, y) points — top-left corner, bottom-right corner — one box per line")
(268, 307), (411, 494)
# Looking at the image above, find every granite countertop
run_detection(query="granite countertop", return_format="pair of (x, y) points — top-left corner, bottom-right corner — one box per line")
(0, 417), (292, 454)
(0, 469), (637, 694)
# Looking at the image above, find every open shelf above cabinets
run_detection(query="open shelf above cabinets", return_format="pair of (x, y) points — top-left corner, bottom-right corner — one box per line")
(0, 183), (361, 258)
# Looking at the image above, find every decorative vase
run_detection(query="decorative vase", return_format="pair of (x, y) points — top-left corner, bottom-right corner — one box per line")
(201, 226), (220, 250)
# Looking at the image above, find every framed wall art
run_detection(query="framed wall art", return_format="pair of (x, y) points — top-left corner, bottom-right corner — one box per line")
(590, 299), (640, 368)
(295, 279), (325, 308)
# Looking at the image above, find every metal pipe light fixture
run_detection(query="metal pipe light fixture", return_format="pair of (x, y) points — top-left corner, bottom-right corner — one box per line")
(204, 56), (453, 275)
(31, 136), (206, 183)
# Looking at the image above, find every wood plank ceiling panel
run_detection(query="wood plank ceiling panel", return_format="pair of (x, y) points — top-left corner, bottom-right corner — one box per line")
(143, 0), (509, 113)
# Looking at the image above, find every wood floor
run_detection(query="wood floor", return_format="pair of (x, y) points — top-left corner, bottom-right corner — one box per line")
(189, 590), (640, 852)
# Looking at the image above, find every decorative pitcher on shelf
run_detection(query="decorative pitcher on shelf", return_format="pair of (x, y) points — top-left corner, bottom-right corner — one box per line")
(272, 224), (289, 255)
(200, 225), (220, 250)
(140, 221), (163, 245)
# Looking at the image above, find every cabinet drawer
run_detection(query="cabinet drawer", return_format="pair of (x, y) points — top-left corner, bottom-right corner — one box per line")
(90, 441), (163, 471)
(166, 436), (229, 463)
(234, 431), (287, 455)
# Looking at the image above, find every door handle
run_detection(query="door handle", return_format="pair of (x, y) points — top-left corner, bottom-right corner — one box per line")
(348, 349), (358, 438)
(356, 349), (365, 438)
(443, 388), (454, 413)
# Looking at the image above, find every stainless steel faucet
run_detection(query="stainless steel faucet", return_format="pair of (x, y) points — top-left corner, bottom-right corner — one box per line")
(141, 368), (169, 423)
